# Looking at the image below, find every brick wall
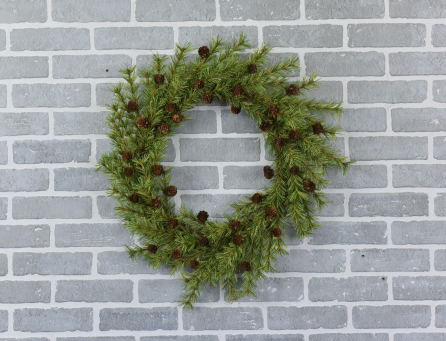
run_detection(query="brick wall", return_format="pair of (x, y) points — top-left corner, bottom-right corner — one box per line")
(0, 0), (445, 339)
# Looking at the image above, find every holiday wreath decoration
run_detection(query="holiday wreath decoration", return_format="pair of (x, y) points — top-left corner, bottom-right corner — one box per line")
(97, 33), (352, 309)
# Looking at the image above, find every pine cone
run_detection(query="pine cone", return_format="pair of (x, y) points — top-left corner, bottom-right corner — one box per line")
(289, 130), (301, 141)
(260, 121), (272, 132)
(271, 227), (282, 237)
(197, 210), (209, 223)
(172, 113), (182, 123)
(290, 166), (300, 175)
(189, 258), (199, 270)
(263, 166), (274, 179)
(136, 115), (149, 129)
(124, 167), (133, 177)
(198, 46), (210, 59)
(312, 122), (324, 135)
(129, 193), (139, 203)
(274, 137), (285, 148)
(153, 165), (164, 176)
(233, 234), (244, 245)
(231, 220), (241, 231)
(147, 244), (158, 254)
(167, 218), (178, 229)
(151, 198), (162, 209)
(201, 92), (213, 105)
(172, 248), (182, 260)
(165, 102), (176, 113)
(240, 261), (251, 272)
(166, 186), (177, 197)
(266, 206), (277, 219)
(268, 104), (279, 118)
(154, 73), (165, 85)
(231, 105), (241, 114)
(252, 192), (263, 204)
(247, 64), (257, 74)
(127, 100), (139, 112)
(286, 84), (299, 96)
(198, 236), (209, 247)
(194, 79), (204, 89)
(158, 123), (170, 134)
(233, 85), (243, 98)
(303, 179), (316, 193)
(122, 151), (132, 162)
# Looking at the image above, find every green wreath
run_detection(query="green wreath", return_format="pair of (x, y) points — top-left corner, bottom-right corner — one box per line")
(97, 33), (352, 309)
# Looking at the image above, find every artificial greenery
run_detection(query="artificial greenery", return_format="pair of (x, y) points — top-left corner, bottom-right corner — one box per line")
(97, 33), (352, 309)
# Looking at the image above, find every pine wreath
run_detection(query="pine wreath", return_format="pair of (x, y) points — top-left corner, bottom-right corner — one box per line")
(97, 34), (352, 309)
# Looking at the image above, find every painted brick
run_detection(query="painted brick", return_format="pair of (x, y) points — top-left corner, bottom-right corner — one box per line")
(97, 196), (117, 219)
(0, 225), (50, 248)
(0, 310), (6, 332)
(54, 168), (108, 191)
(266, 53), (300, 77)
(0, 254), (6, 276)
(393, 165), (446, 187)
(325, 165), (387, 188)
(264, 25), (343, 48)
(437, 306), (446, 327)
(0, 169), (49, 191)
(434, 137), (446, 160)
(349, 137), (428, 160)
(227, 336), (303, 341)
(171, 166), (219, 190)
(13, 139), (91, 164)
(0, 112), (49, 136)
(308, 81), (343, 103)
(142, 338), (217, 341)
(348, 24), (425, 47)
(56, 280), (133, 303)
(306, 52), (385, 77)
(353, 305), (430, 328)
(55, 223), (132, 247)
(435, 194), (446, 216)
(306, 0), (383, 19)
(0, 198), (6, 220)
(183, 307), (263, 330)
(180, 138), (260, 161)
(432, 25), (446, 47)
(220, 0), (299, 20)
(313, 193), (345, 217)
(177, 110), (217, 134)
(0, 30), (4, 50)
(95, 27), (174, 50)
(394, 276), (446, 300)
(58, 338), (133, 341)
(233, 277), (304, 302)
(0, 57), (48, 79)
(309, 276), (388, 302)
(137, 0), (215, 21)
(276, 249), (346, 273)
(54, 111), (108, 135)
(222, 109), (260, 134)
(310, 335), (389, 341)
(392, 108), (446, 132)
(390, 0), (446, 18)
(395, 334), (446, 341)
(0, 0), (47, 23)
(0, 85), (6, 107)
(179, 26), (258, 48)
(53, 55), (132, 79)
(0, 142), (7, 165)
(391, 53), (446, 75)
(12, 196), (92, 219)
(268, 306), (347, 329)
(14, 308), (93, 332)
(433, 81), (446, 103)
(12, 83), (91, 108)
(392, 221), (446, 244)
(309, 221), (387, 245)
(96, 138), (112, 162)
(97, 251), (171, 275)
(437, 250), (446, 271)
(139, 279), (219, 303)
(224, 166), (273, 189)
(181, 194), (250, 218)
(351, 249), (430, 272)
(11, 28), (90, 51)
(99, 308), (178, 331)
(0, 339), (48, 341)
(13, 252), (92, 275)
(52, 0), (130, 22)
(0, 281), (50, 303)
(96, 83), (115, 107)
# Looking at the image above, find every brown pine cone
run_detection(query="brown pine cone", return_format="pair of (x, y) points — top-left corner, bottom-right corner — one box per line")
(268, 104), (279, 118)
(233, 234), (245, 245)
(165, 102), (176, 113)
(197, 210), (209, 223)
(189, 258), (199, 270)
(286, 84), (299, 96)
(167, 218), (178, 229)
(289, 130), (301, 141)
(198, 46), (210, 59)
(136, 115), (149, 129)
(231, 220), (241, 231)
(147, 244), (158, 254)
(194, 79), (204, 89)
(129, 193), (139, 203)
(290, 166), (300, 175)
(154, 73), (165, 85)
(124, 167), (133, 177)
(240, 261), (251, 272)
(260, 121), (272, 132)
(247, 64), (257, 74)
(172, 113), (182, 123)
(266, 205), (277, 219)
(271, 227), (282, 237)
(158, 123), (170, 134)
(127, 100), (139, 112)
(274, 136), (285, 148)
(166, 186), (177, 197)
(201, 92), (213, 105)
(151, 198), (162, 209)
(153, 165), (164, 176)
(198, 236), (209, 247)
(303, 179), (316, 193)
(252, 192), (263, 204)
(312, 122), (324, 135)
(122, 151), (132, 162)
(232, 85), (244, 98)
(172, 248), (182, 260)
(231, 105), (241, 114)
(263, 166), (274, 179)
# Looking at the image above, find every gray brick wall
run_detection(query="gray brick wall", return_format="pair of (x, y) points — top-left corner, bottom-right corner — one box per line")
(0, 0), (445, 339)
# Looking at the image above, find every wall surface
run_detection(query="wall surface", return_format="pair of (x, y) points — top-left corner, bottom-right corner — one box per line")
(0, 0), (445, 340)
